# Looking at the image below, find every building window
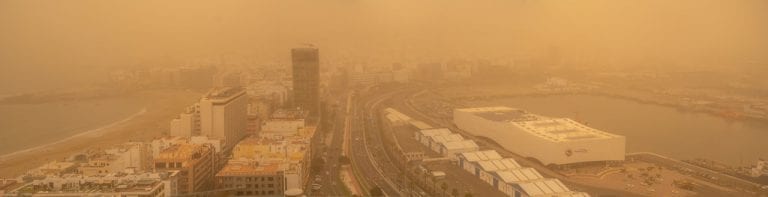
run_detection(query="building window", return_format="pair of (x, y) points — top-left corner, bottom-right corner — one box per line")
(268, 184), (274, 188)
(246, 184), (251, 188)
(237, 191), (243, 196)
(267, 177), (274, 181)
(268, 191), (275, 195)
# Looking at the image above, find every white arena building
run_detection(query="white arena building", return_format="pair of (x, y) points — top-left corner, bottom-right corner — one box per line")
(454, 107), (625, 165)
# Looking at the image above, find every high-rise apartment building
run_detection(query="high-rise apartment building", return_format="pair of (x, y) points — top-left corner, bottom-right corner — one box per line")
(199, 87), (248, 150)
(291, 47), (320, 116)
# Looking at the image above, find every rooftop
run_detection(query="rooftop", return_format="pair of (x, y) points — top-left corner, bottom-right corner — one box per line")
(441, 140), (479, 150)
(476, 158), (522, 172)
(156, 143), (207, 161)
(492, 168), (544, 183)
(515, 178), (575, 197)
(409, 120), (433, 130)
(421, 160), (507, 197)
(205, 87), (246, 101)
(460, 150), (503, 162)
(418, 128), (453, 137)
(271, 109), (308, 119)
(216, 160), (285, 177)
(384, 108), (412, 122)
(473, 109), (540, 122)
(11, 172), (167, 195)
(458, 107), (624, 143)
(429, 133), (465, 144)
(391, 124), (441, 157)
(513, 118), (622, 142)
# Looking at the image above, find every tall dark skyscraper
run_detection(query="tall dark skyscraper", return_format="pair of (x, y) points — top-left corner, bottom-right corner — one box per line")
(291, 47), (320, 116)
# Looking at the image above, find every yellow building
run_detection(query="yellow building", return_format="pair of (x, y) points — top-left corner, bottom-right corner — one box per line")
(215, 159), (287, 196)
(154, 143), (215, 195)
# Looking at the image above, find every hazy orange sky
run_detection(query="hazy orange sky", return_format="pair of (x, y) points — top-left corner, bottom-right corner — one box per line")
(1, 0), (767, 92)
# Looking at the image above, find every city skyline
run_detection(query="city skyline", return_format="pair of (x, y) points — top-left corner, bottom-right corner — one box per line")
(1, 1), (768, 197)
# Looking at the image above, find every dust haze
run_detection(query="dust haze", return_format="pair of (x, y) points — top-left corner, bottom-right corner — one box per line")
(1, 0), (767, 93)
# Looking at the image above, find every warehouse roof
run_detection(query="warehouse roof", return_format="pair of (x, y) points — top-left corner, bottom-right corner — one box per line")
(429, 133), (464, 144)
(457, 107), (623, 143)
(515, 178), (572, 196)
(384, 108), (412, 122)
(513, 118), (622, 142)
(419, 128), (453, 137)
(409, 121), (433, 130)
(441, 140), (479, 151)
(493, 168), (544, 183)
(459, 150), (503, 162)
(476, 158), (521, 172)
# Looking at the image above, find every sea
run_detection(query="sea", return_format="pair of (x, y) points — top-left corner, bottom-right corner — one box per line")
(471, 94), (768, 166)
(0, 97), (146, 157)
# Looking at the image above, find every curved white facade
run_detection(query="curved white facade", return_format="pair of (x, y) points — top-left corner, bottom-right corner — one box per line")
(454, 107), (625, 165)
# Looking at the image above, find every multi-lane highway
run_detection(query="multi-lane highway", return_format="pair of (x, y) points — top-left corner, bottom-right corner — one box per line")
(305, 90), (355, 196)
(346, 87), (405, 196)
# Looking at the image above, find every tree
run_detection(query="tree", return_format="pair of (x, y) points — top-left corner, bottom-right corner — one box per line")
(451, 188), (459, 197)
(370, 187), (384, 197)
(464, 192), (474, 197)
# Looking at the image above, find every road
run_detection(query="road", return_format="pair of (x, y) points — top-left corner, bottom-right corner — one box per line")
(305, 90), (354, 196)
(395, 84), (756, 197)
(307, 87), (408, 197)
(346, 87), (406, 196)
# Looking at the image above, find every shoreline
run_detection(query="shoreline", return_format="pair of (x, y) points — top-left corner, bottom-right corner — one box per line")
(0, 107), (147, 160)
(453, 90), (768, 123)
(0, 89), (202, 178)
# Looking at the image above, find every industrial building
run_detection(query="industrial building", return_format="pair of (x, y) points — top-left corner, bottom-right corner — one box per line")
(439, 140), (479, 159)
(381, 108), (434, 166)
(414, 128), (452, 146)
(458, 150), (504, 174)
(454, 107), (625, 165)
(511, 179), (590, 197)
(456, 150), (590, 197)
(415, 128), (479, 159)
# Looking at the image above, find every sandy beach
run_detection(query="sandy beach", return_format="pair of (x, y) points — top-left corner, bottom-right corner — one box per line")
(0, 89), (201, 178)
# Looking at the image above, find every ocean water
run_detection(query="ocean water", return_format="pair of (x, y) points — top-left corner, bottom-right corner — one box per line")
(0, 98), (145, 156)
(474, 94), (768, 166)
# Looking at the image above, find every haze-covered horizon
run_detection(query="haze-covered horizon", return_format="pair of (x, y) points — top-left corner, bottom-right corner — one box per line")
(2, 0), (768, 93)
